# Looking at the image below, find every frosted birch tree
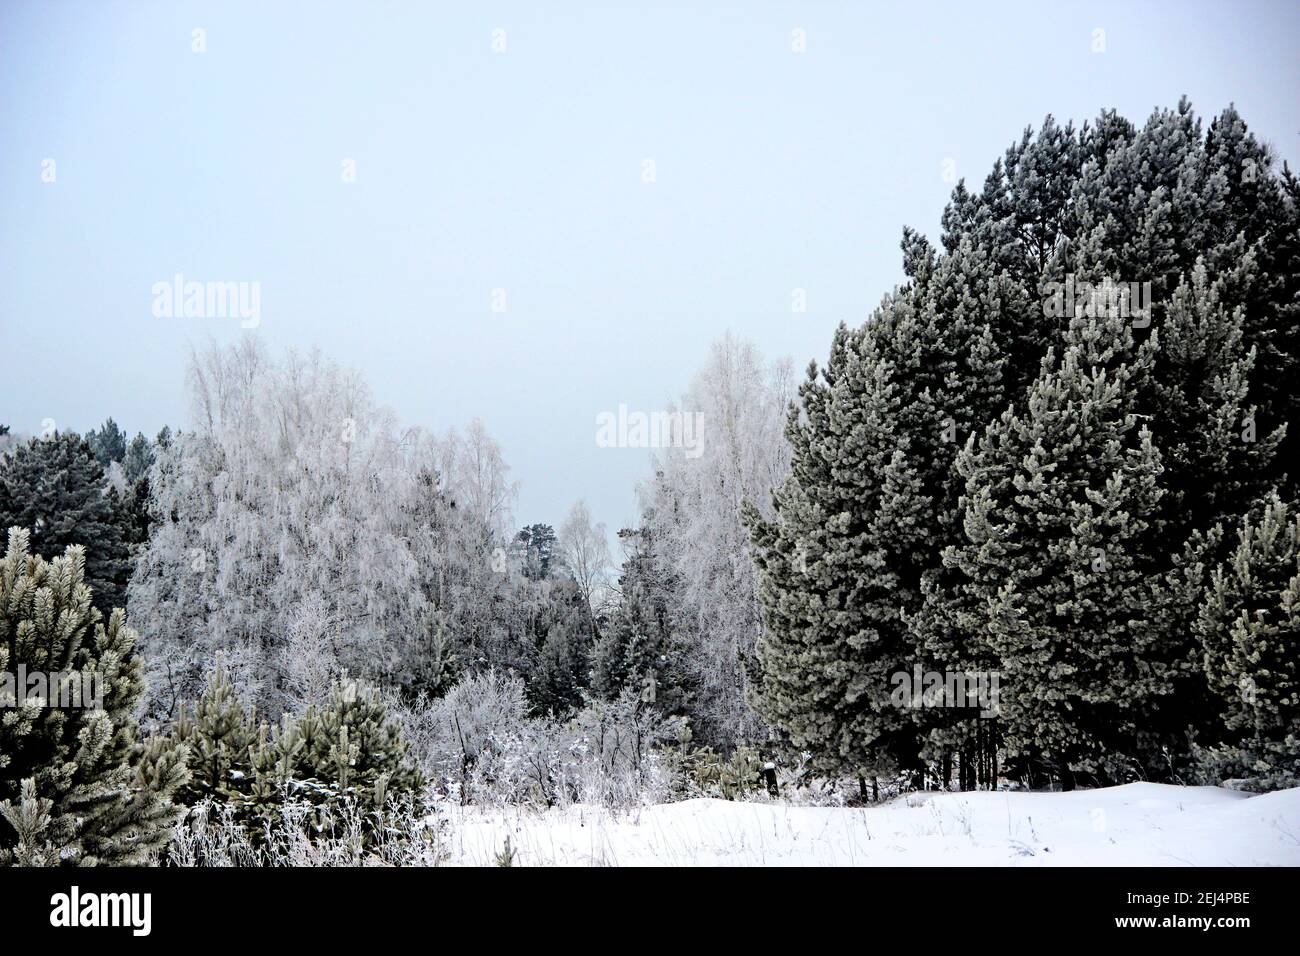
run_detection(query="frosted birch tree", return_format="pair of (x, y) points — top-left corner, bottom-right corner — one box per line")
(128, 339), (523, 718)
(640, 334), (793, 749)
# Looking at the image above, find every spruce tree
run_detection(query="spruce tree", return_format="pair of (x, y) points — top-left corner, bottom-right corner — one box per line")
(528, 577), (593, 716)
(0, 528), (187, 865)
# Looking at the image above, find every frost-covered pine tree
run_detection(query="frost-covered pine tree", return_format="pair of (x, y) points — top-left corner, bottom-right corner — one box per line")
(0, 529), (187, 865)
(881, 240), (1026, 787)
(747, 324), (931, 778)
(157, 658), (422, 845)
(1194, 494), (1300, 791)
(946, 310), (1167, 789)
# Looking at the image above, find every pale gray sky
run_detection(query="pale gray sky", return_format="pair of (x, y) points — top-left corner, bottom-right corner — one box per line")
(3, 0), (1298, 536)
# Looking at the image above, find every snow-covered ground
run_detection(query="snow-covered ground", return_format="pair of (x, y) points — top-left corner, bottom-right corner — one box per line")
(443, 783), (1300, 866)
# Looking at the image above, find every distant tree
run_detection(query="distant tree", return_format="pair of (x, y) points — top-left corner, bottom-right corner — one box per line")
(592, 527), (693, 719)
(122, 432), (155, 484)
(85, 418), (127, 468)
(557, 500), (612, 629)
(515, 523), (557, 580)
(0, 433), (132, 617)
(641, 334), (793, 751)
(526, 577), (594, 716)
(129, 340), (525, 718)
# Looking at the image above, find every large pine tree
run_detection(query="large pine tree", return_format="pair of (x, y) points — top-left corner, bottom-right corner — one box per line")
(747, 325), (929, 778)
(946, 312), (1168, 788)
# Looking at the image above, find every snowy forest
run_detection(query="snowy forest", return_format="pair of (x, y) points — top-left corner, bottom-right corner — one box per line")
(2, 99), (1299, 867)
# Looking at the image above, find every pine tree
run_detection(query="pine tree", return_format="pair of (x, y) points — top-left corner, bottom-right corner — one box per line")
(85, 418), (127, 469)
(947, 311), (1169, 788)
(527, 577), (593, 716)
(0, 528), (187, 865)
(515, 523), (557, 580)
(747, 325), (929, 778)
(0, 433), (132, 617)
(1194, 494), (1300, 791)
(592, 527), (692, 719)
(883, 241), (1025, 787)
(750, 102), (1298, 789)
(167, 657), (261, 811)
(158, 660), (424, 847)
(122, 433), (155, 484)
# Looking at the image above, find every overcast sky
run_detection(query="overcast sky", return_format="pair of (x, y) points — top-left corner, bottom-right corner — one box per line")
(3, 0), (1298, 538)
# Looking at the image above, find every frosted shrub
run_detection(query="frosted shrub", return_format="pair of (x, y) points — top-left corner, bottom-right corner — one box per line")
(403, 673), (687, 810)
(562, 688), (687, 808)
(401, 670), (532, 804)
(165, 795), (444, 867)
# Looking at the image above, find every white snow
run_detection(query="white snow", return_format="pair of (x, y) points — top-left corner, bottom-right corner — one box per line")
(442, 783), (1300, 866)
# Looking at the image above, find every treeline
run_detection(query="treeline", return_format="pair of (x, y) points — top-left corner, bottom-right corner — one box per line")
(0, 419), (164, 616)
(0, 333), (791, 862)
(747, 100), (1300, 793)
